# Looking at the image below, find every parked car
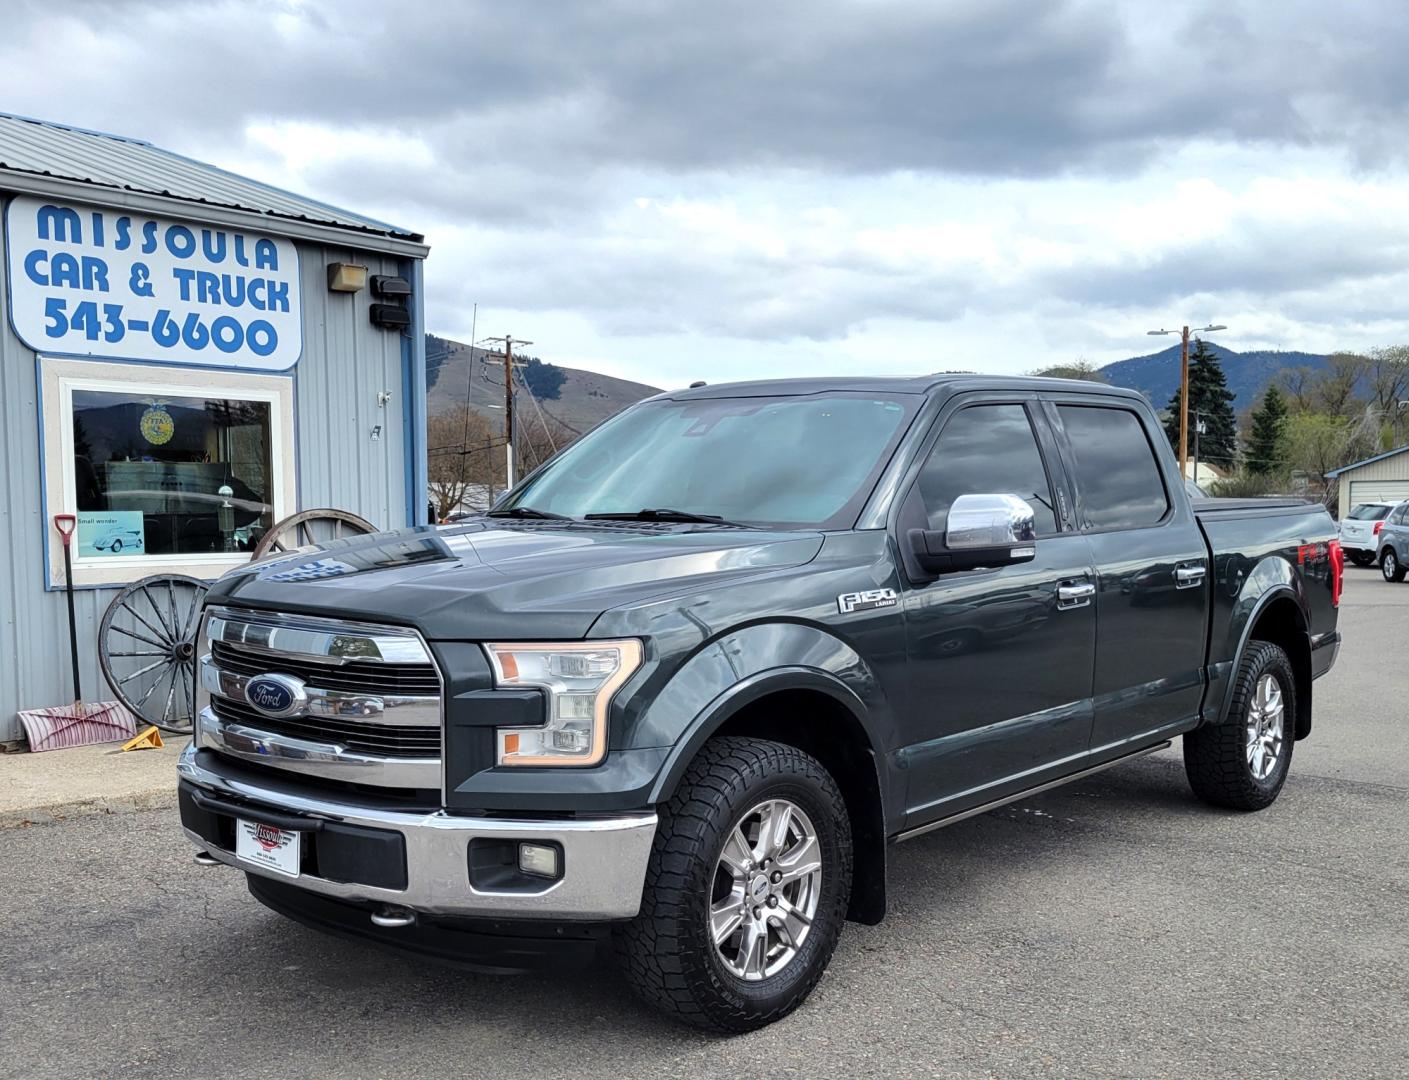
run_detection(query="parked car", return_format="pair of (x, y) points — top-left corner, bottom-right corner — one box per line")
(178, 375), (1343, 1032)
(1376, 501), (1409, 582)
(92, 527), (144, 553)
(1339, 501), (1397, 566)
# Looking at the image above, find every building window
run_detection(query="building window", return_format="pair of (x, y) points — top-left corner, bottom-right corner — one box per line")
(41, 357), (296, 587)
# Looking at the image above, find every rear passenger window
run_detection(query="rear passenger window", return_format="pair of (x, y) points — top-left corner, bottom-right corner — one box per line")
(917, 403), (1060, 536)
(1057, 406), (1169, 530)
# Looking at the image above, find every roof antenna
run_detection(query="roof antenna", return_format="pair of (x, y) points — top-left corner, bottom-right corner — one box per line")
(689, 381), (707, 388)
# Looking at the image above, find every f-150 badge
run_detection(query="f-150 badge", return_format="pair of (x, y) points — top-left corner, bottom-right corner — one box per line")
(837, 588), (898, 614)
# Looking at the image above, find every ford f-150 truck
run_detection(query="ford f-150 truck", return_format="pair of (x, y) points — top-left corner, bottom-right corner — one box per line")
(178, 375), (1343, 1032)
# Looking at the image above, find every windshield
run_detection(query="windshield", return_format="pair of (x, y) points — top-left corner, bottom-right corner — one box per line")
(1347, 504), (1393, 520)
(501, 392), (919, 528)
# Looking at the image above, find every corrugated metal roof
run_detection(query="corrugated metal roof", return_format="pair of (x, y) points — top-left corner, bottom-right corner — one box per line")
(0, 111), (422, 243)
(1325, 443), (1409, 478)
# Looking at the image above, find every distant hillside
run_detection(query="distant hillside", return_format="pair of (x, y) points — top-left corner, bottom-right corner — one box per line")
(1100, 344), (1329, 407)
(425, 335), (661, 436)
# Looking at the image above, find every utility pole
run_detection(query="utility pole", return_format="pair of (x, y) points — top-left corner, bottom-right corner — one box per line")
(480, 335), (532, 489)
(1147, 322), (1227, 478)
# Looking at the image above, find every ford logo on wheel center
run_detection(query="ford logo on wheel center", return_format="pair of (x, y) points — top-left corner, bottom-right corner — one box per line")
(244, 673), (306, 717)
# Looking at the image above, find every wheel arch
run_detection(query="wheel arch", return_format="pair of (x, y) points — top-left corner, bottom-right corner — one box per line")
(1218, 586), (1312, 740)
(649, 669), (889, 926)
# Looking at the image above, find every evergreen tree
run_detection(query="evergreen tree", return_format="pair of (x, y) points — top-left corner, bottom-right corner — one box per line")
(1163, 338), (1238, 470)
(1246, 384), (1289, 475)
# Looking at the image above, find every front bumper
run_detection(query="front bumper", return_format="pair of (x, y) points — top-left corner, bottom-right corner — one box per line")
(178, 744), (657, 920)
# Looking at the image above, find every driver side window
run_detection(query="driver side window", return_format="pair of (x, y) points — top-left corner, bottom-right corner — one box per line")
(917, 403), (1060, 536)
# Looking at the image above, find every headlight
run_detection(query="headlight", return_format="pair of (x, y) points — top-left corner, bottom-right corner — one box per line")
(485, 640), (643, 767)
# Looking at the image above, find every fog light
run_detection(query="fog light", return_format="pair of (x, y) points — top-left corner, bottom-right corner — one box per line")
(518, 842), (562, 880)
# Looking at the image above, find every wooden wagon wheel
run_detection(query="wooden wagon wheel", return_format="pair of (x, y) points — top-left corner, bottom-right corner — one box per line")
(98, 574), (209, 734)
(250, 508), (376, 560)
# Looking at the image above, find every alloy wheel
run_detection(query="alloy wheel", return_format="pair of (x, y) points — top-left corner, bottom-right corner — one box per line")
(708, 798), (823, 981)
(1245, 673), (1285, 781)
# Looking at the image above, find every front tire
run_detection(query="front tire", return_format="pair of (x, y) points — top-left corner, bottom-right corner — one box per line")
(1184, 640), (1295, 810)
(617, 737), (852, 1033)
(1383, 547), (1406, 582)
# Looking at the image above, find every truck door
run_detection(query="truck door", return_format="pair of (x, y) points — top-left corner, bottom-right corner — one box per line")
(895, 397), (1097, 827)
(1044, 397), (1210, 752)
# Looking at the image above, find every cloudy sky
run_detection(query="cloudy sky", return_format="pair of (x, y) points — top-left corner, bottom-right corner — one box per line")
(6, 0), (1409, 389)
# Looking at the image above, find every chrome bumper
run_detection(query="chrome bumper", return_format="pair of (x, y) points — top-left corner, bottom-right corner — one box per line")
(179, 744), (658, 921)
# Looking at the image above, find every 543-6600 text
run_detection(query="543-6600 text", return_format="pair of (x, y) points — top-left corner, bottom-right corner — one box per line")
(43, 298), (279, 357)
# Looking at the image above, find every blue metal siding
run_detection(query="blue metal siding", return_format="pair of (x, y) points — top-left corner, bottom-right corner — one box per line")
(0, 205), (419, 741)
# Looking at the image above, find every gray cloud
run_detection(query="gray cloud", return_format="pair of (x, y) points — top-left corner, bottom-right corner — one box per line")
(7, 0), (1409, 370)
(9, 0), (1409, 192)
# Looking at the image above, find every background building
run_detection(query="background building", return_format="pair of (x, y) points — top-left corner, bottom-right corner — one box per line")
(0, 112), (429, 742)
(1326, 445), (1409, 514)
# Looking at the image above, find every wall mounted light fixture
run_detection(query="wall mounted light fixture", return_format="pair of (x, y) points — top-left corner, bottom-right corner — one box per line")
(327, 263), (369, 292)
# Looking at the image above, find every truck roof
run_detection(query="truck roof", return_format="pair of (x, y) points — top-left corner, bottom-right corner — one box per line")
(658, 373), (1147, 401)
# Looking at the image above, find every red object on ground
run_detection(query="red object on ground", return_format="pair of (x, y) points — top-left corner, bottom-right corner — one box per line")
(17, 701), (139, 752)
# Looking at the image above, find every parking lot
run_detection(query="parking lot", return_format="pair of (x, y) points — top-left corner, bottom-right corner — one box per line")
(1, 569), (1404, 1080)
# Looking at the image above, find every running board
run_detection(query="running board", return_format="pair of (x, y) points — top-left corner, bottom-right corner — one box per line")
(894, 740), (1172, 843)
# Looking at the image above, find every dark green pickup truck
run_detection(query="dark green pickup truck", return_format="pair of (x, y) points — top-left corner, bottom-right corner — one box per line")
(179, 375), (1343, 1031)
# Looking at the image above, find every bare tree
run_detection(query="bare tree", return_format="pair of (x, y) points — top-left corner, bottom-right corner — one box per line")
(1366, 345), (1409, 414)
(427, 407), (500, 520)
(1280, 366), (1316, 412)
(1315, 353), (1369, 417)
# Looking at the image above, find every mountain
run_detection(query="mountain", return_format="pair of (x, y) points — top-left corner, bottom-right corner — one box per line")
(425, 334), (661, 436)
(1099, 344), (1329, 408)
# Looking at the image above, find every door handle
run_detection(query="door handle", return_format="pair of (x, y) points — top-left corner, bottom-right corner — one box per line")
(1057, 581), (1095, 609)
(1175, 564), (1206, 588)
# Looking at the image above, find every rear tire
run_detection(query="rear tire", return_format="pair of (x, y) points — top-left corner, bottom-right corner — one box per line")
(1383, 547), (1406, 582)
(616, 737), (852, 1033)
(1348, 551), (1373, 567)
(1184, 640), (1295, 811)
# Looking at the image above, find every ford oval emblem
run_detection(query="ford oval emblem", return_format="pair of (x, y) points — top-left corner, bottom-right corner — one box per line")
(244, 673), (306, 718)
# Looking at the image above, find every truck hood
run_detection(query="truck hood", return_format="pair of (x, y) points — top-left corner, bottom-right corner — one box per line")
(207, 520), (824, 640)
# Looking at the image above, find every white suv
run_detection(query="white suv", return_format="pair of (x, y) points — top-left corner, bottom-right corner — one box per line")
(1339, 501), (1397, 566)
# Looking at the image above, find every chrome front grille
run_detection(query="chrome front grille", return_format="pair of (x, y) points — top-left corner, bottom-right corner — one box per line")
(197, 607), (443, 790)
(210, 640), (441, 696)
(209, 697), (442, 758)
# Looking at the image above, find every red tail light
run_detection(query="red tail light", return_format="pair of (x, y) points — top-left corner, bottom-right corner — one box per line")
(1374, 521), (1385, 536)
(1329, 539), (1344, 608)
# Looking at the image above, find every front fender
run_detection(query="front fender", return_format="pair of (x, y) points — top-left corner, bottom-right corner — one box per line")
(647, 665), (874, 805)
(618, 621), (898, 806)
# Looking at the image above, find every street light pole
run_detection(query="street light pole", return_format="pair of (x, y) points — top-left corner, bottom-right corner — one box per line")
(1147, 323), (1227, 478)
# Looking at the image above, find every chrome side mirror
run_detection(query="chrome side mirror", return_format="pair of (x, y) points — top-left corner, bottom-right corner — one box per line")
(946, 493), (1037, 550)
(908, 493), (1038, 575)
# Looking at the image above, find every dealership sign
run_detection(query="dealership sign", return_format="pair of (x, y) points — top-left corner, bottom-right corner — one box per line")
(6, 196), (301, 370)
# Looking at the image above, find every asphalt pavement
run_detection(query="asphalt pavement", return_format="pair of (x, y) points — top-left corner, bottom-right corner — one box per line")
(1, 570), (1405, 1079)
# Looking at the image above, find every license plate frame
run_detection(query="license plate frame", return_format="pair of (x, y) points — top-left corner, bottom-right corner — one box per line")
(235, 818), (302, 878)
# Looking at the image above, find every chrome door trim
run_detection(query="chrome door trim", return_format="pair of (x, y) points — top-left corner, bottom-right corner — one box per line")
(1057, 581), (1096, 609)
(1175, 563), (1207, 589)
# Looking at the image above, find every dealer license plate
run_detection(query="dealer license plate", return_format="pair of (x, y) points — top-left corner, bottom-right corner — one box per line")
(235, 819), (301, 878)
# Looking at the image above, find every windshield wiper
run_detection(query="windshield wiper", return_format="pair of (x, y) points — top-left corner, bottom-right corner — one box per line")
(583, 507), (750, 527)
(484, 506), (573, 520)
